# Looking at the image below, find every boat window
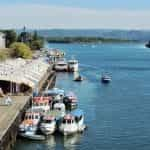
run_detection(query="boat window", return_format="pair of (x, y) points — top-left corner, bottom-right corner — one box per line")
(69, 62), (77, 65)
(35, 115), (39, 119)
(32, 115), (34, 119)
(57, 64), (67, 66)
(62, 119), (66, 124)
(43, 120), (52, 123)
(28, 115), (32, 119)
(67, 119), (72, 124)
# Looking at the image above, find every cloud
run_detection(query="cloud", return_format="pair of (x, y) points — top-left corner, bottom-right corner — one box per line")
(0, 4), (150, 29)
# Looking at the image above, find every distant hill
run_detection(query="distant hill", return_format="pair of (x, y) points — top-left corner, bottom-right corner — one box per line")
(16, 29), (150, 42)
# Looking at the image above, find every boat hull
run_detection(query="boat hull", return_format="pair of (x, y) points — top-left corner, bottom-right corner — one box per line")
(55, 65), (68, 72)
(101, 79), (111, 83)
(40, 123), (56, 135)
(20, 132), (46, 140)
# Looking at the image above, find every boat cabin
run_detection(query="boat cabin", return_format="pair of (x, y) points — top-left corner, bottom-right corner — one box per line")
(32, 97), (51, 112)
(42, 116), (56, 123)
(43, 88), (65, 97)
(22, 110), (41, 125)
(62, 114), (75, 124)
(53, 103), (65, 112)
(71, 109), (84, 122)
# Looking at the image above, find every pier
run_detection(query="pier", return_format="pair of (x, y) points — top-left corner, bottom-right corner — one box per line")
(0, 96), (30, 150)
(0, 58), (56, 150)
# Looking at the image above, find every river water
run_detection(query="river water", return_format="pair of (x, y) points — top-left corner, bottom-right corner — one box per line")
(14, 43), (150, 150)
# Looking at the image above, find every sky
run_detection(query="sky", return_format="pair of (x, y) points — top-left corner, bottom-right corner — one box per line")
(0, 0), (150, 29)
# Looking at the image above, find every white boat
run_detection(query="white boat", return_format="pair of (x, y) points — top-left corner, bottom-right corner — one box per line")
(40, 116), (56, 135)
(68, 59), (78, 72)
(19, 108), (42, 139)
(59, 109), (86, 136)
(73, 71), (83, 82)
(32, 96), (51, 113)
(53, 102), (66, 117)
(55, 58), (68, 71)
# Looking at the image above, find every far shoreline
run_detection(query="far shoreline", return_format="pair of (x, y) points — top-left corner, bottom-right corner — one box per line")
(46, 37), (140, 44)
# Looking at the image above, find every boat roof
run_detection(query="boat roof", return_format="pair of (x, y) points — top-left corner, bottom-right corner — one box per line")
(43, 115), (55, 120)
(26, 108), (43, 113)
(54, 103), (65, 109)
(33, 97), (50, 103)
(43, 88), (65, 95)
(64, 114), (74, 120)
(68, 60), (78, 63)
(71, 109), (84, 117)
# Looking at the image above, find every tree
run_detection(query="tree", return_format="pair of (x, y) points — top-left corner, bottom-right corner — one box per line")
(33, 30), (38, 41)
(10, 42), (32, 59)
(31, 30), (44, 50)
(31, 40), (44, 50)
(3, 30), (17, 47)
(17, 32), (32, 46)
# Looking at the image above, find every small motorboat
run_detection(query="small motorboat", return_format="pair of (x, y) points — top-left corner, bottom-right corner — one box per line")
(59, 109), (86, 136)
(63, 92), (78, 109)
(73, 75), (83, 82)
(40, 115), (56, 135)
(101, 75), (111, 83)
(145, 41), (150, 48)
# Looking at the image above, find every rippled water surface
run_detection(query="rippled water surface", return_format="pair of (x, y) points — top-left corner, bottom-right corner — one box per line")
(14, 43), (150, 150)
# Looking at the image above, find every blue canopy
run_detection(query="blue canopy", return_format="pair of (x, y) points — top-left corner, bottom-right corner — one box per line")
(43, 88), (65, 95)
(71, 109), (84, 117)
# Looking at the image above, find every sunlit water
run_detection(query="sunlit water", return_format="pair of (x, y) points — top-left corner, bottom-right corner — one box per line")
(14, 43), (150, 150)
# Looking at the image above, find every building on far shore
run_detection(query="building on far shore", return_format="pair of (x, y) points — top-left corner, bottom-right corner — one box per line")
(0, 32), (5, 49)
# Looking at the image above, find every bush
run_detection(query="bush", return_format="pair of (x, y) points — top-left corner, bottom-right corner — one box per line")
(0, 52), (7, 61)
(31, 40), (44, 50)
(10, 42), (32, 59)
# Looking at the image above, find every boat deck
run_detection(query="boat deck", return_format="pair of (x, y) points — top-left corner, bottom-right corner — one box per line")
(0, 96), (30, 140)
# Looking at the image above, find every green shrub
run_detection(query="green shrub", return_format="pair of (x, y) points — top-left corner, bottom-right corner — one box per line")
(0, 52), (7, 61)
(10, 42), (32, 59)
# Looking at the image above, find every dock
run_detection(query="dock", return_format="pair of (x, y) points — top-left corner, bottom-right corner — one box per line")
(0, 96), (30, 150)
(0, 58), (56, 150)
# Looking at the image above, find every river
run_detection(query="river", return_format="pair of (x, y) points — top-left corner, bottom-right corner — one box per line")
(14, 42), (150, 150)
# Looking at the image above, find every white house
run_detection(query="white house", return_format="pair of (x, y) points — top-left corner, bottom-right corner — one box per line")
(0, 32), (5, 49)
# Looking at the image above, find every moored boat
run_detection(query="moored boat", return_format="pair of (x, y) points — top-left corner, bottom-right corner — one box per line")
(32, 96), (52, 112)
(19, 108), (44, 140)
(54, 58), (68, 71)
(40, 115), (56, 135)
(59, 109), (86, 136)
